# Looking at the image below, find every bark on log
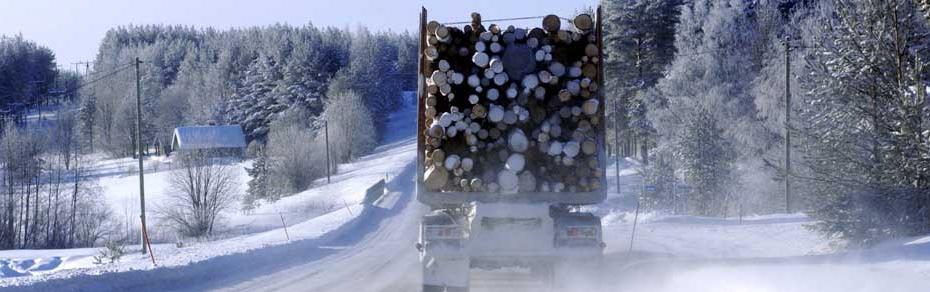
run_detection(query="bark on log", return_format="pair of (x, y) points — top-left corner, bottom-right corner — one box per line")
(471, 12), (482, 30)
(424, 165), (448, 191)
(582, 63), (598, 79)
(557, 30), (571, 44)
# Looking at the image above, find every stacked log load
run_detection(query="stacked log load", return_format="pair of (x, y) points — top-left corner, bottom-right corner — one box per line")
(422, 13), (603, 195)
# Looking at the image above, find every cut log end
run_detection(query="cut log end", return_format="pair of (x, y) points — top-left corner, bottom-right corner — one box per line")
(542, 15), (561, 32)
(573, 14), (593, 32)
(427, 21), (441, 35)
(420, 12), (603, 195)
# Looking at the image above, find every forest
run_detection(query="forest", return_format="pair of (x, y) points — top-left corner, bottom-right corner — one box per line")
(606, 0), (930, 246)
(0, 36), (93, 249)
(0, 0), (928, 250)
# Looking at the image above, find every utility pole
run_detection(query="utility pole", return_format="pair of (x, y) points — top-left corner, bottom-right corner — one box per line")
(135, 57), (148, 254)
(614, 102), (621, 195)
(629, 182), (642, 252)
(783, 37), (792, 214)
(71, 61), (93, 76)
(916, 56), (926, 194)
(324, 120), (331, 183)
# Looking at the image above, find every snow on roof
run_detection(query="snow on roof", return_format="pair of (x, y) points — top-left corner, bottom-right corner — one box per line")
(172, 125), (247, 150)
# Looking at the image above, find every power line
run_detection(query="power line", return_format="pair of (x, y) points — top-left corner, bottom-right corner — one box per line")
(673, 41), (825, 59)
(56, 61), (136, 97)
(0, 62), (132, 110)
(674, 47), (735, 57)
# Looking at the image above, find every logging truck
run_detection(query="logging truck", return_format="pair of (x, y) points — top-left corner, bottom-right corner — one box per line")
(415, 7), (607, 292)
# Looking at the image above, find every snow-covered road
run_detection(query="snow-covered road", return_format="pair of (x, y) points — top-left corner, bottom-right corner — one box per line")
(208, 193), (930, 292)
(213, 157), (426, 292)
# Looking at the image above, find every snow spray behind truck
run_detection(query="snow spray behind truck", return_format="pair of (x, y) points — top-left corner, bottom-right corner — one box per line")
(415, 7), (607, 291)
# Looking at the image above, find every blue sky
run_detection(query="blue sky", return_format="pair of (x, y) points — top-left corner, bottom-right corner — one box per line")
(0, 0), (596, 69)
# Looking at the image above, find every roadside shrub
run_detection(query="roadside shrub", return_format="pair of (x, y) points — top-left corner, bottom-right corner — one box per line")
(92, 241), (125, 264)
(162, 151), (239, 237)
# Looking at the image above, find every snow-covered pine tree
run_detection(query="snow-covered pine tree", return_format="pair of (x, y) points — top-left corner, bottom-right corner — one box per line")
(642, 152), (680, 213)
(78, 93), (96, 152)
(327, 28), (405, 137)
(602, 0), (682, 161)
(226, 54), (287, 142)
(648, 0), (760, 216)
(679, 110), (736, 216)
(281, 36), (326, 114)
(244, 144), (270, 211)
(798, 0), (930, 246)
(919, 0), (930, 22)
(393, 34), (418, 91)
(736, 0), (814, 214)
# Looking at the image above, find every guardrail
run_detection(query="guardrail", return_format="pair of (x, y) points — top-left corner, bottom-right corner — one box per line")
(363, 179), (386, 205)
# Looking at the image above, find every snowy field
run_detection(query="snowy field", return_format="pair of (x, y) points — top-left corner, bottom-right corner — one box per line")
(0, 99), (417, 285)
(3, 97), (930, 291)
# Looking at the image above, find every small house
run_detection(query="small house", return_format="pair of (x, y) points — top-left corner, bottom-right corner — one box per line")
(171, 125), (247, 158)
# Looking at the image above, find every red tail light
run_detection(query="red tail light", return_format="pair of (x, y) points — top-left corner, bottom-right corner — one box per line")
(563, 226), (597, 239)
(568, 227), (579, 237)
